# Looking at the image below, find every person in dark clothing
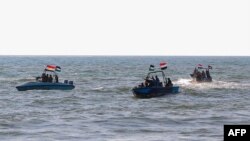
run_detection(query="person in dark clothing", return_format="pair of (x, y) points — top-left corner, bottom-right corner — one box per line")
(151, 76), (155, 81)
(166, 78), (173, 87)
(48, 75), (53, 83)
(55, 75), (59, 83)
(144, 76), (150, 87)
(206, 69), (211, 80)
(201, 70), (206, 80)
(196, 71), (202, 82)
(41, 73), (46, 82)
(155, 75), (160, 82)
(144, 76), (153, 87)
(155, 75), (160, 86)
(150, 76), (156, 86)
(148, 80), (154, 87)
(44, 74), (49, 82)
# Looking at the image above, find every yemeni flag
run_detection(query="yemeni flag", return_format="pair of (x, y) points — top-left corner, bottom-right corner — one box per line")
(160, 62), (167, 70)
(197, 64), (203, 69)
(149, 65), (155, 71)
(45, 65), (61, 72)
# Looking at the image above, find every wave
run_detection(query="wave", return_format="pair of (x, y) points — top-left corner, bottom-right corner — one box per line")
(91, 87), (104, 90)
(89, 86), (132, 93)
(0, 77), (35, 82)
(175, 78), (250, 90)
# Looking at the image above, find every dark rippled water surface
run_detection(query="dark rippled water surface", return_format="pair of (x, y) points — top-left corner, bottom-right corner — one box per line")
(0, 56), (250, 141)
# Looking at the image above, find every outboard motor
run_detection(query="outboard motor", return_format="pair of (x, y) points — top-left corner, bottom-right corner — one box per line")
(64, 80), (68, 84)
(69, 81), (73, 85)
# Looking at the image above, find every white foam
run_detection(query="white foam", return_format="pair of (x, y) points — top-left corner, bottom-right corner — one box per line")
(175, 78), (192, 85)
(174, 78), (250, 90)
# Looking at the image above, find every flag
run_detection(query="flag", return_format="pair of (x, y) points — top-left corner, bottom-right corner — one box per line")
(149, 65), (155, 71)
(208, 65), (212, 69)
(56, 66), (61, 72)
(45, 65), (56, 71)
(197, 64), (203, 69)
(160, 62), (167, 70)
(45, 65), (61, 72)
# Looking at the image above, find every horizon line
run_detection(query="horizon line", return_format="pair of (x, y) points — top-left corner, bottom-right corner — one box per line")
(0, 54), (250, 57)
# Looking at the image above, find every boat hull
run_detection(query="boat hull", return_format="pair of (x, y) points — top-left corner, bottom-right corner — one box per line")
(16, 82), (75, 91)
(132, 86), (179, 98)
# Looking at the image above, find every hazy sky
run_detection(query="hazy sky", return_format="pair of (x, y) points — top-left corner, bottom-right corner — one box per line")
(0, 0), (249, 55)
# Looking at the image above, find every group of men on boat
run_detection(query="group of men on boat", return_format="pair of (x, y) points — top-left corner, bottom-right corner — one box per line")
(191, 65), (212, 82)
(35, 65), (61, 83)
(40, 73), (59, 83)
(138, 75), (173, 88)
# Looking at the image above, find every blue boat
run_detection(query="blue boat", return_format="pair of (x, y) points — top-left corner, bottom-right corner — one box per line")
(132, 86), (179, 98)
(16, 81), (75, 91)
(132, 65), (179, 98)
(16, 65), (75, 91)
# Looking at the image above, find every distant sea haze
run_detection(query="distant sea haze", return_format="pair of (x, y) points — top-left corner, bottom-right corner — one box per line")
(0, 56), (249, 141)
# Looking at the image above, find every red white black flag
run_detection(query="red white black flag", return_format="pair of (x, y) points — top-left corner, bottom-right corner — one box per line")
(160, 62), (167, 70)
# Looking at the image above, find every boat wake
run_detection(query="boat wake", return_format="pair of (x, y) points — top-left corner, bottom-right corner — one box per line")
(175, 78), (250, 90)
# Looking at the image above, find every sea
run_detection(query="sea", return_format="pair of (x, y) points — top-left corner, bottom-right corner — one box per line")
(0, 56), (249, 141)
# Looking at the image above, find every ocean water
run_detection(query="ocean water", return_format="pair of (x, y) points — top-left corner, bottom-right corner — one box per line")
(0, 56), (250, 141)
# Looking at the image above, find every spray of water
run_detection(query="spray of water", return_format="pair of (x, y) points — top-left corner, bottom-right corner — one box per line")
(174, 78), (250, 90)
